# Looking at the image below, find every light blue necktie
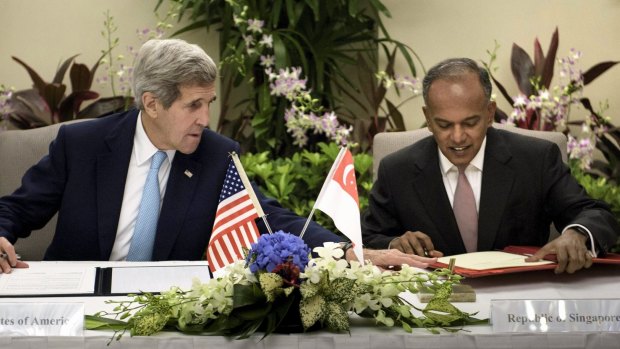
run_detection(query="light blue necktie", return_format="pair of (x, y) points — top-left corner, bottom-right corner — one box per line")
(127, 151), (167, 261)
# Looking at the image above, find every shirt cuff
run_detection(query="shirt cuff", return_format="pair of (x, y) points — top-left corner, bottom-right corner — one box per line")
(387, 237), (400, 249)
(562, 224), (597, 257)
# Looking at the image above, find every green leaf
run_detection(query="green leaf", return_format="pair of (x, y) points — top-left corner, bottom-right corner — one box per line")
(299, 295), (325, 330)
(304, 0), (320, 21)
(265, 182), (282, 200)
(234, 317), (264, 339)
(271, 0), (284, 27)
(348, 0), (360, 17)
(264, 289), (298, 338)
(233, 302), (272, 322)
(300, 279), (320, 299)
(201, 314), (243, 333)
(259, 273), (284, 302)
(324, 277), (357, 303)
(324, 302), (349, 332)
(285, 0), (299, 27)
(368, 0), (391, 18)
(84, 315), (128, 331)
(232, 283), (266, 308)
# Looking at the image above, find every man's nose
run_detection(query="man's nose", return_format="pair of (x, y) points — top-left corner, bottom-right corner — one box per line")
(451, 125), (466, 143)
(196, 108), (210, 127)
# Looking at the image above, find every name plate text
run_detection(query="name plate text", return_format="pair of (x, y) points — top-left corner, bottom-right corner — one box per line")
(491, 299), (620, 332)
(0, 303), (83, 336)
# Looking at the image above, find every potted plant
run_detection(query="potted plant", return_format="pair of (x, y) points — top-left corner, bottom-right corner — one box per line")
(6, 54), (131, 129)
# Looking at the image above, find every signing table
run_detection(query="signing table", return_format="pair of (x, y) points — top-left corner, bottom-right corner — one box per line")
(0, 262), (618, 349)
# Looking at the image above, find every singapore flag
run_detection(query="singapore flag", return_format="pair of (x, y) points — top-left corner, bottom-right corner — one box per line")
(314, 147), (363, 263)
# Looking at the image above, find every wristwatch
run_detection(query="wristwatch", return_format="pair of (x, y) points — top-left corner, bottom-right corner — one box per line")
(338, 241), (354, 256)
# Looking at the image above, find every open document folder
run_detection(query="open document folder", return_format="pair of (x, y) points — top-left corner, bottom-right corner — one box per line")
(430, 246), (620, 278)
(0, 261), (211, 297)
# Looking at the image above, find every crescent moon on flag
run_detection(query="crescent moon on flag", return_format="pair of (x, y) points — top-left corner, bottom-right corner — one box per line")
(342, 164), (355, 186)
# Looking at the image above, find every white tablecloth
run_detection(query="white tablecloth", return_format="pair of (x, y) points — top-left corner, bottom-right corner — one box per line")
(0, 263), (618, 349)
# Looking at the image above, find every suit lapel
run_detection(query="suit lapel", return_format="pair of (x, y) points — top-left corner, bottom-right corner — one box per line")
(151, 153), (203, 260)
(478, 128), (515, 251)
(410, 139), (464, 252)
(97, 111), (138, 259)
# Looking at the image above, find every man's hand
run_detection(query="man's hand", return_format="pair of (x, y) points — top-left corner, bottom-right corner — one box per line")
(525, 229), (593, 274)
(389, 231), (444, 257)
(346, 248), (437, 270)
(0, 237), (29, 273)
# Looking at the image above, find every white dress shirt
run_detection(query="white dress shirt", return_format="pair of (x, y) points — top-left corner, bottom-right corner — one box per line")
(438, 138), (487, 211)
(109, 112), (176, 261)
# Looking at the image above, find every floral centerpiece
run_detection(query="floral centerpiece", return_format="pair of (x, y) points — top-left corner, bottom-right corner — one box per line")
(86, 232), (481, 341)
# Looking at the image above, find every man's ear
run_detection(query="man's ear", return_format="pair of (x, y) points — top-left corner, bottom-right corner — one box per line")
(423, 106), (434, 132)
(142, 92), (158, 119)
(486, 100), (497, 127)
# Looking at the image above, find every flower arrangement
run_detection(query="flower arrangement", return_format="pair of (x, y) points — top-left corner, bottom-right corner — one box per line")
(86, 231), (481, 341)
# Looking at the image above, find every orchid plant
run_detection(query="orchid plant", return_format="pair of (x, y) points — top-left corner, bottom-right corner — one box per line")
(95, 5), (179, 100)
(202, 0), (353, 151)
(162, 0), (420, 155)
(484, 28), (620, 180)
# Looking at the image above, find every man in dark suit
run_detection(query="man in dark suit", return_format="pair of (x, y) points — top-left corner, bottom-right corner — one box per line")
(362, 57), (619, 274)
(0, 39), (435, 272)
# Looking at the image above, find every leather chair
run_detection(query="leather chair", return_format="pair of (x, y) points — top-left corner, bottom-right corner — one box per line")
(372, 123), (568, 181)
(0, 120), (86, 260)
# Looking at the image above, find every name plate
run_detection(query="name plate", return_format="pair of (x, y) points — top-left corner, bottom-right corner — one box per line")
(491, 299), (620, 332)
(0, 303), (83, 336)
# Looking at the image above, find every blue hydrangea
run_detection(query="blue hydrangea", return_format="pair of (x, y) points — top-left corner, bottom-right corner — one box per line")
(246, 231), (310, 273)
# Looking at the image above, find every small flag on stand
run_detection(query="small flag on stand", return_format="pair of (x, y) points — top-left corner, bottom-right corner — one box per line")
(301, 147), (364, 263)
(207, 153), (271, 273)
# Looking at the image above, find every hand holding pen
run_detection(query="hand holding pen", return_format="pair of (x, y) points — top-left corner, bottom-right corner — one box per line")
(0, 237), (29, 273)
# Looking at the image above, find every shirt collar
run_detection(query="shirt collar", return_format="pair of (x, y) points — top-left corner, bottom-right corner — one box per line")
(134, 111), (175, 166)
(438, 136), (487, 175)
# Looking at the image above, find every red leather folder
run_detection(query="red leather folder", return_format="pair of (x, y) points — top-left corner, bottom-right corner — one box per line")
(429, 245), (620, 278)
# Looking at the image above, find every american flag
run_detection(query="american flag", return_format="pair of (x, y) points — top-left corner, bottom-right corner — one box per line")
(207, 159), (261, 272)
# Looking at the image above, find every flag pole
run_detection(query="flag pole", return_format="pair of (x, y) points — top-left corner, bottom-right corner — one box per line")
(299, 147), (347, 239)
(298, 208), (316, 240)
(230, 152), (273, 234)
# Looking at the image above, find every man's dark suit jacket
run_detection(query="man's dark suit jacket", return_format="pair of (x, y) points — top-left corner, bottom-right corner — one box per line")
(362, 127), (619, 256)
(0, 109), (340, 260)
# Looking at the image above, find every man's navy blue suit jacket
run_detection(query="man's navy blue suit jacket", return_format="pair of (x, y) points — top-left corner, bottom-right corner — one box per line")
(0, 109), (341, 260)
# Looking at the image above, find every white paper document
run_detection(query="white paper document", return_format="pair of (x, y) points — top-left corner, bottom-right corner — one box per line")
(109, 265), (210, 294)
(438, 251), (554, 270)
(0, 263), (96, 296)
